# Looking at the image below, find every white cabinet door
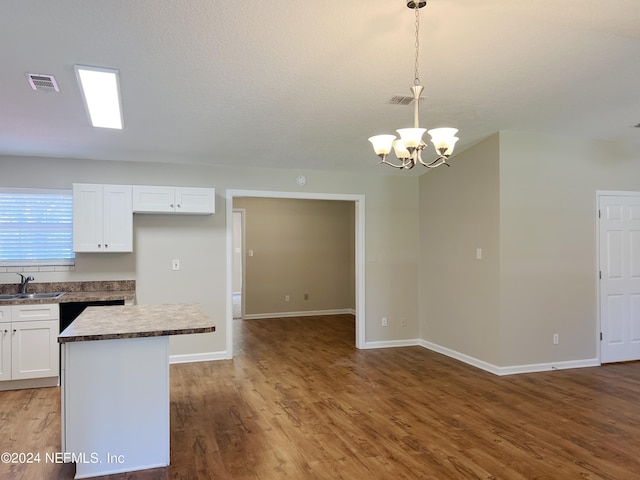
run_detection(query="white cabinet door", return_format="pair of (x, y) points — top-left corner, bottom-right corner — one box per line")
(132, 186), (175, 213)
(73, 184), (132, 252)
(11, 320), (59, 380)
(103, 185), (133, 252)
(175, 187), (215, 214)
(133, 185), (215, 214)
(0, 305), (59, 383)
(73, 184), (103, 252)
(0, 322), (11, 381)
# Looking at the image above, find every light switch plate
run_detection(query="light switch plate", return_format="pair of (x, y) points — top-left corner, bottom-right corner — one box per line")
(172, 259), (180, 271)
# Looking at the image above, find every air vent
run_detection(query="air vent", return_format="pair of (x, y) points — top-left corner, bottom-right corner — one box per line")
(388, 95), (424, 106)
(26, 73), (60, 92)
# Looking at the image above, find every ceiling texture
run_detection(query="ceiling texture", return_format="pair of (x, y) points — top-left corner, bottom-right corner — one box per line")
(1, 0), (640, 174)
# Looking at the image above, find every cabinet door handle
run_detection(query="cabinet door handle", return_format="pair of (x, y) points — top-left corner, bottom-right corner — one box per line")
(98, 244), (102, 248)
(13, 329), (17, 334)
(177, 204), (181, 208)
(170, 204), (174, 208)
(105, 244), (109, 248)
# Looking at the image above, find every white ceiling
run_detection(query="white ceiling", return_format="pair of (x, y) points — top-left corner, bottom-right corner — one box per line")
(1, 0), (640, 174)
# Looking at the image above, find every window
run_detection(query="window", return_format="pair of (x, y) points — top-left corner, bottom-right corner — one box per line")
(0, 188), (75, 266)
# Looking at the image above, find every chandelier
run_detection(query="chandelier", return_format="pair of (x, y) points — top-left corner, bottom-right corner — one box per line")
(368, 1), (459, 169)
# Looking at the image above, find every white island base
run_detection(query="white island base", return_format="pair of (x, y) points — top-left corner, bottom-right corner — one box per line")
(61, 336), (170, 479)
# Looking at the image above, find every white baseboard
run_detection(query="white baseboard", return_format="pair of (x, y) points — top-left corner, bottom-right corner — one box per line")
(362, 339), (420, 349)
(169, 351), (228, 364)
(418, 340), (502, 375)
(167, 330), (601, 376)
(495, 358), (601, 375)
(243, 308), (354, 320)
(0, 376), (59, 391)
(418, 339), (601, 376)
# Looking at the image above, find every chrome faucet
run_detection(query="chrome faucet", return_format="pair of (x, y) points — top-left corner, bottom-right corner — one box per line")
(17, 273), (35, 294)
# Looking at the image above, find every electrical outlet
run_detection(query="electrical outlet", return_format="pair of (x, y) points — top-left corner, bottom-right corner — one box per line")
(553, 333), (559, 345)
(172, 259), (180, 271)
(304, 293), (309, 300)
(382, 317), (388, 327)
(285, 295), (290, 302)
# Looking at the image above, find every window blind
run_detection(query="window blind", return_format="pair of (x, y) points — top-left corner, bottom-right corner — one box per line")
(0, 188), (75, 266)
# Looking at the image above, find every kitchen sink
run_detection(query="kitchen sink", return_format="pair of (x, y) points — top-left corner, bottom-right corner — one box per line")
(0, 292), (65, 300)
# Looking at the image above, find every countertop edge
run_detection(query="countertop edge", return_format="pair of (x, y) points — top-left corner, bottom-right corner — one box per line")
(58, 325), (216, 344)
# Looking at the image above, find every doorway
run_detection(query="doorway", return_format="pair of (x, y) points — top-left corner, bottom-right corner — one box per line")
(225, 189), (366, 358)
(232, 209), (245, 320)
(598, 190), (640, 363)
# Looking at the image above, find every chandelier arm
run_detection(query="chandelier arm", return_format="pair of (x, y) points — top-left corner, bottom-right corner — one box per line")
(403, 158), (416, 169)
(419, 155), (451, 168)
(418, 152), (435, 167)
(378, 157), (409, 169)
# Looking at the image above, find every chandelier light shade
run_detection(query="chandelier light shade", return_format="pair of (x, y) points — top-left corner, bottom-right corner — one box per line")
(369, 1), (459, 170)
(369, 135), (397, 156)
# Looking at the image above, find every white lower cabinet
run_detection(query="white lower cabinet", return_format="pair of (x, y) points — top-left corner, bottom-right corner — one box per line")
(62, 336), (170, 477)
(12, 320), (59, 379)
(0, 321), (11, 381)
(0, 304), (59, 383)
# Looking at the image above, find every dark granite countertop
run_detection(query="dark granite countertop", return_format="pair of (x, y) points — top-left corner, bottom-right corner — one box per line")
(0, 280), (135, 305)
(58, 303), (215, 343)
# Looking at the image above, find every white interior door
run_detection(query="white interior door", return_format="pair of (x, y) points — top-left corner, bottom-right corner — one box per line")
(599, 193), (640, 363)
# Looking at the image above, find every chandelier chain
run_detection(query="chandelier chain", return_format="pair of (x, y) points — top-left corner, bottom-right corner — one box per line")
(413, 5), (420, 86)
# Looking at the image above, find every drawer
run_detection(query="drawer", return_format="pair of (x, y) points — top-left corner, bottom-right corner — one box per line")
(11, 304), (59, 322)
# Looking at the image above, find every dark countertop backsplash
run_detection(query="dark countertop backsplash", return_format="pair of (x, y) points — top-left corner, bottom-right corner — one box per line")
(0, 280), (136, 304)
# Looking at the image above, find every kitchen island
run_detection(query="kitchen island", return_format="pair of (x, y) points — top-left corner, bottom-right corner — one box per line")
(58, 303), (215, 479)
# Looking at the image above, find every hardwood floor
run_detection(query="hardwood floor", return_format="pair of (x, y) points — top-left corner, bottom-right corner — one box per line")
(1, 314), (640, 479)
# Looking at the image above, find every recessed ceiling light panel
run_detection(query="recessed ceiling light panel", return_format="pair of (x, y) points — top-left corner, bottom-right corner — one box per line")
(74, 65), (123, 129)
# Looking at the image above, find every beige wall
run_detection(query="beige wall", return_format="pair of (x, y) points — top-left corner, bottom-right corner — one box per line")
(499, 131), (640, 366)
(419, 134), (501, 365)
(420, 130), (640, 368)
(0, 155), (420, 355)
(233, 197), (354, 316)
(5, 130), (635, 367)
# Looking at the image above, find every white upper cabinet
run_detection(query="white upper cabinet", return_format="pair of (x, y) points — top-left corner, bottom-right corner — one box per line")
(132, 186), (215, 214)
(175, 187), (215, 214)
(73, 184), (133, 252)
